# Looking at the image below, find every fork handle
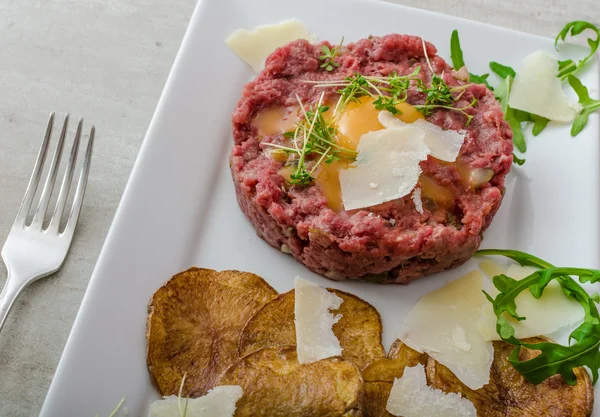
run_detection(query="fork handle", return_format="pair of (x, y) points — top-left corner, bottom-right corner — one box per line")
(0, 274), (25, 333)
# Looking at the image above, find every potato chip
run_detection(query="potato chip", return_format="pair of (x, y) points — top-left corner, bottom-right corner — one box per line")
(146, 268), (277, 397)
(216, 346), (363, 417)
(363, 381), (393, 417)
(238, 289), (385, 368)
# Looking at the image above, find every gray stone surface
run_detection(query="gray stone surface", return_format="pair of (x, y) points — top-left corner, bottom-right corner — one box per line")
(0, 0), (597, 415)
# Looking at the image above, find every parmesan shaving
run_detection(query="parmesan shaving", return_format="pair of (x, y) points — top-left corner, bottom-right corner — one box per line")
(385, 364), (477, 417)
(479, 260), (506, 280)
(508, 51), (582, 122)
(378, 110), (466, 162)
(294, 276), (343, 364)
(148, 386), (243, 417)
(412, 187), (424, 214)
(339, 126), (429, 210)
(226, 19), (318, 72)
(401, 270), (493, 390)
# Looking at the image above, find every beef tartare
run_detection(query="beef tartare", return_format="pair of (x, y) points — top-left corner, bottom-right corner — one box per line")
(230, 34), (513, 283)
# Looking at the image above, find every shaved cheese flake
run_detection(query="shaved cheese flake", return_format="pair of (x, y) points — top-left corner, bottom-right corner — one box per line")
(479, 260), (506, 280)
(452, 326), (472, 352)
(148, 386), (243, 417)
(412, 187), (424, 214)
(226, 19), (318, 72)
(401, 270), (493, 390)
(340, 126), (429, 210)
(378, 110), (465, 162)
(508, 51), (582, 122)
(477, 264), (584, 341)
(386, 364), (477, 417)
(294, 276), (343, 364)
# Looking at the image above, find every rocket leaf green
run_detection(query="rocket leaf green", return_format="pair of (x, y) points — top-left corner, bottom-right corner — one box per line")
(450, 30), (493, 90)
(475, 249), (600, 385)
(555, 21), (600, 80)
(568, 74), (600, 137)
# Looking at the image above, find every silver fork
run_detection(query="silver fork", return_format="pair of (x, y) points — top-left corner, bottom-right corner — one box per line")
(0, 113), (95, 333)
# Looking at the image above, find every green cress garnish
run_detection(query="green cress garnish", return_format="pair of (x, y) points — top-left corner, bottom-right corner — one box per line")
(450, 30), (493, 89)
(264, 92), (357, 186)
(568, 75), (600, 137)
(308, 38), (478, 125)
(306, 69), (477, 125)
(475, 249), (600, 385)
(555, 21), (600, 80)
(319, 37), (344, 71)
(177, 373), (190, 417)
(96, 397), (126, 417)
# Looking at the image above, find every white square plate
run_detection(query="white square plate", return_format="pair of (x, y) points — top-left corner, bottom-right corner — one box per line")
(40, 0), (600, 415)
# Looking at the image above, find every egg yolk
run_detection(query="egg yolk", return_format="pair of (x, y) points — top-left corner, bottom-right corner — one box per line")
(252, 105), (299, 136)
(253, 96), (467, 213)
(335, 96), (424, 152)
(316, 97), (424, 211)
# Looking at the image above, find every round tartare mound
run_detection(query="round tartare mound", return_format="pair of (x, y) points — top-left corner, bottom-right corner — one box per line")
(230, 34), (513, 284)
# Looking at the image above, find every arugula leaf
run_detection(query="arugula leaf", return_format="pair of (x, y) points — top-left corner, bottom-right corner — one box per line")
(530, 114), (550, 136)
(512, 109), (531, 123)
(476, 248), (553, 269)
(450, 30), (465, 69)
(555, 21), (600, 79)
(489, 63), (550, 144)
(489, 61), (516, 79)
(507, 116), (527, 152)
(475, 248), (600, 385)
(469, 73), (494, 90)
(512, 153), (526, 165)
(494, 76), (527, 152)
(449, 30), (493, 89)
(568, 75), (600, 136)
(511, 321), (600, 385)
(494, 76), (511, 113)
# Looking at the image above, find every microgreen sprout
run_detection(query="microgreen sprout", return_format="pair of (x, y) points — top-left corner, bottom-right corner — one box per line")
(95, 397), (125, 417)
(264, 93), (357, 186)
(176, 373), (189, 417)
(319, 37), (344, 71)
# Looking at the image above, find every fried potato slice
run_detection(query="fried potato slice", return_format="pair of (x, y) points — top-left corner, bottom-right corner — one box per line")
(426, 337), (594, 417)
(361, 339), (426, 417)
(216, 346), (363, 417)
(362, 340), (425, 382)
(238, 289), (385, 368)
(363, 382), (393, 417)
(146, 268), (277, 397)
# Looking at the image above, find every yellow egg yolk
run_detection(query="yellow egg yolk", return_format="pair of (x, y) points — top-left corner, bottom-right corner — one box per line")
(335, 96), (424, 152)
(254, 96), (468, 213)
(252, 105), (299, 136)
(316, 97), (424, 211)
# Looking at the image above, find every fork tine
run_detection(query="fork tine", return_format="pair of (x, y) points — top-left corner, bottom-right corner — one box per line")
(63, 125), (95, 238)
(47, 118), (83, 233)
(31, 114), (69, 229)
(13, 113), (55, 226)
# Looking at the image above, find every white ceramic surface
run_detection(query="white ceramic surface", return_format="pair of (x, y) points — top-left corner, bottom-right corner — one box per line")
(39, 0), (600, 415)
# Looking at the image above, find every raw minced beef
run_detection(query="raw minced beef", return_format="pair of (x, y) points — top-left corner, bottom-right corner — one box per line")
(230, 34), (513, 284)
